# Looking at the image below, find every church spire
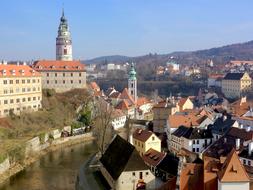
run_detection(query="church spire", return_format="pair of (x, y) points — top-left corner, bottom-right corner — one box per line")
(128, 63), (137, 103)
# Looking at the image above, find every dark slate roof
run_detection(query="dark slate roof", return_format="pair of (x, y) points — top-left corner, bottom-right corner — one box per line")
(100, 135), (148, 180)
(238, 148), (253, 160)
(157, 153), (179, 176)
(172, 126), (190, 137)
(208, 115), (235, 135)
(183, 128), (213, 139)
(223, 73), (244, 80)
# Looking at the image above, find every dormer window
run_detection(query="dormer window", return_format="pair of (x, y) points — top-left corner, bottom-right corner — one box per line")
(31, 70), (35, 75)
(20, 69), (25, 75)
(39, 65), (43, 69)
(64, 65), (68, 69)
(11, 69), (16, 76)
(77, 66), (81, 69)
(51, 65), (55, 69)
(2, 69), (6, 76)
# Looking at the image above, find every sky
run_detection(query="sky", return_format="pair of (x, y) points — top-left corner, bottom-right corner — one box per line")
(1, 0), (253, 60)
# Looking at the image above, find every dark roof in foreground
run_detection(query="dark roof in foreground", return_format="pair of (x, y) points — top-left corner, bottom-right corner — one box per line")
(100, 135), (148, 180)
(157, 153), (179, 176)
(223, 72), (245, 80)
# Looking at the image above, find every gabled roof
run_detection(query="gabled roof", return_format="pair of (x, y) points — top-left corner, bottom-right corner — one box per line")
(142, 148), (166, 167)
(115, 99), (134, 110)
(209, 115), (235, 135)
(156, 153), (179, 176)
(89, 82), (100, 91)
(133, 129), (157, 142)
(0, 65), (41, 77)
(100, 135), (148, 180)
(172, 126), (190, 137)
(33, 60), (85, 71)
(173, 126), (213, 139)
(223, 72), (245, 80)
(120, 88), (135, 103)
(137, 97), (151, 107)
(178, 98), (189, 107)
(218, 149), (250, 182)
(109, 91), (121, 99)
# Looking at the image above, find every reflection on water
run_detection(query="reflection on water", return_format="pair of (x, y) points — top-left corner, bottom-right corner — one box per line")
(0, 141), (97, 190)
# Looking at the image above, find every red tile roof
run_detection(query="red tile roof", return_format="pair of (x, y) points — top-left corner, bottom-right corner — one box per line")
(218, 149), (250, 182)
(89, 82), (100, 91)
(137, 97), (151, 107)
(142, 148), (166, 167)
(115, 99), (134, 110)
(133, 129), (155, 142)
(120, 88), (135, 104)
(33, 60), (85, 71)
(0, 65), (41, 77)
(178, 98), (188, 107)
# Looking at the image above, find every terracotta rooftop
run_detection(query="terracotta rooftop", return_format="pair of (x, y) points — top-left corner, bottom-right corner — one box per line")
(142, 148), (166, 167)
(178, 97), (188, 107)
(133, 129), (156, 142)
(109, 91), (121, 99)
(89, 82), (100, 91)
(0, 64), (41, 77)
(137, 97), (151, 107)
(33, 60), (85, 71)
(168, 114), (208, 128)
(115, 99), (134, 110)
(218, 149), (250, 182)
(120, 88), (135, 104)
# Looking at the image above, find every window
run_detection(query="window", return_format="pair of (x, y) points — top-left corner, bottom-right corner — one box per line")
(32, 79), (36, 83)
(139, 172), (143, 179)
(22, 88), (25, 92)
(4, 100), (8, 104)
(79, 73), (82, 77)
(248, 160), (251, 166)
(10, 99), (14, 104)
(27, 79), (30, 83)
(64, 49), (67, 55)
(16, 88), (20, 93)
(27, 88), (31, 92)
(3, 80), (7, 84)
(28, 97), (31, 101)
(47, 80), (49, 84)
(16, 80), (19, 84)
(16, 99), (20, 103)
(146, 172), (149, 175)
(55, 80), (57, 84)
(10, 89), (13, 93)
(193, 140), (195, 144)
(196, 148), (199, 152)
(193, 148), (195, 152)
(3, 89), (8, 94)
(37, 79), (40, 83)
(55, 73), (57, 77)
(71, 73), (73, 77)
(22, 98), (26, 102)
(63, 80), (65, 84)
(79, 80), (81, 84)
(22, 80), (25, 84)
(132, 172), (135, 176)
(33, 97), (36, 101)
(9, 80), (13, 84)
(196, 140), (199, 144)
(243, 159), (246, 165)
(71, 80), (73, 84)
(38, 97), (41, 100)
(33, 87), (36, 91)
(63, 73), (65, 77)
(152, 136), (155, 141)
(47, 73), (49, 77)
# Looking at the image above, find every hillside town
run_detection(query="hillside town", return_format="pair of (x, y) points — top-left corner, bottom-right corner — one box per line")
(2, 3), (253, 190)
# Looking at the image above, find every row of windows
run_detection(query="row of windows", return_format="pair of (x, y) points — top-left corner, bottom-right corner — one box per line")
(2, 96), (41, 105)
(46, 72), (82, 77)
(1, 104), (41, 114)
(46, 80), (82, 84)
(3, 87), (40, 94)
(192, 147), (200, 153)
(3, 79), (40, 85)
(242, 159), (251, 166)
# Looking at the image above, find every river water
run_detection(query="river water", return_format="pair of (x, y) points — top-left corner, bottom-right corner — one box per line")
(0, 141), (97, 190)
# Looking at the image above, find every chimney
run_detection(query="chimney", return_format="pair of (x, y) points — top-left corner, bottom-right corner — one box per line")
(248, 141), (253, 156)
(236, 138), (240, 150)
(224, 137), (227, 143)
(240, 124), (244, 129)
(246, 126), (251, 132)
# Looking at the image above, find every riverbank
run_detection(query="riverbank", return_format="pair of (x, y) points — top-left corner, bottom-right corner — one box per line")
(0, 133), (95, 185)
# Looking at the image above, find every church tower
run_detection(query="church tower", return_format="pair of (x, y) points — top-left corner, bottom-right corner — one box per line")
(128, 63), (137, 103)
(56, 9), (73, 61)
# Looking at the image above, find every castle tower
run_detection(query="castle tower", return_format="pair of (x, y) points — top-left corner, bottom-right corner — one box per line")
(128, 63), (137, 103)
(56, 9), (73, 61)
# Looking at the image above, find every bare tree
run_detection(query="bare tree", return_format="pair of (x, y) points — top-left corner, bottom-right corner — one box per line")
(93, 97), (114, 153)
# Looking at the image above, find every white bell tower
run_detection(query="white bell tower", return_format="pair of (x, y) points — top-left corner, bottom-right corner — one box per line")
(56, 9), (73, 61)
(128, 63), (137, 103)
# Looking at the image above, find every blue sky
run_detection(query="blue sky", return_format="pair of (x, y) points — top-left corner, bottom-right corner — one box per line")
(1, 0), (253, 60)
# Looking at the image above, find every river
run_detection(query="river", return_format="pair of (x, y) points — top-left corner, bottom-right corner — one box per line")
(0, 141), (97, 190)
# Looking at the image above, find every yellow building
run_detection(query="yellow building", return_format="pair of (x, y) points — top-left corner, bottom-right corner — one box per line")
(132, 129), (161, 156)
(0, 64), (42, 117)
(222, 72), (252, 99)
